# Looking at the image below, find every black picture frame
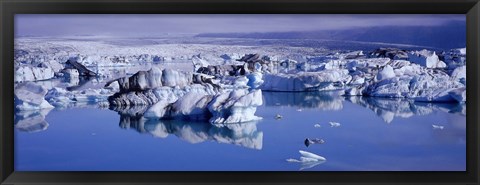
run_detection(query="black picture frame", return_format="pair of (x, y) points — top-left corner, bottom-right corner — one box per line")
(1, 0), (479, 184)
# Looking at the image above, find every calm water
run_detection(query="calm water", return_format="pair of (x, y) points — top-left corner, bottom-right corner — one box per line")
(14, 91), (466, 171)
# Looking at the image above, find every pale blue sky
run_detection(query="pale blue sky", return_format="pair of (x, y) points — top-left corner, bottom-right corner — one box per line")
(15, 14), (465, 37)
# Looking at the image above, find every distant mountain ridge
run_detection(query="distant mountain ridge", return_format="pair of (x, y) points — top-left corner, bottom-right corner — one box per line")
(195, 20), (466, 50)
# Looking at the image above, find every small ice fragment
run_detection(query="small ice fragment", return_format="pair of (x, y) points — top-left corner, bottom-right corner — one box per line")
(329, 122), (341, 127)
(313, 124), (321, 128)
(304, 138), (325, 147)
(287, 150), (326, 170)
(432, 124), (444, 130)
(296, 108), (303, 112)
(275, 114), (283, 120)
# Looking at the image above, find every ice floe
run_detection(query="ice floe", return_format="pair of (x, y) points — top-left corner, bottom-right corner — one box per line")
(432, 124), (445, 130)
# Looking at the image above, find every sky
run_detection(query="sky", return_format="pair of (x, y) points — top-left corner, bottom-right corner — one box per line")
(15, 14), (465, 37)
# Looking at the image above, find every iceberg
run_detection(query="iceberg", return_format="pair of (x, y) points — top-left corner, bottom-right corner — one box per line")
(118, 88), (263, 124)
(364, 72), (464, 102)
(14, 82), (54, 111)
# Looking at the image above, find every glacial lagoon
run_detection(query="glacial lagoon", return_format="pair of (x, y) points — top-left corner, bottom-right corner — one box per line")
(15, 91), (466, 171)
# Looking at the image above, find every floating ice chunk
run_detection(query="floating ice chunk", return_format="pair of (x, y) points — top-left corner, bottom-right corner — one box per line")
(287, 150), (326, 170)
(365, 72), (464, 102)
(296, 108), (303, 112)
(14, 82), (54, 111)
(142, 88), (263, 124)
(329, 122), (341, 127)
(299, 150), (326, 161)
(432, 124), (444, 130)
(304, 138), (325, 147)
(313, 124), (321, 128)
(275, 114), (283, 120)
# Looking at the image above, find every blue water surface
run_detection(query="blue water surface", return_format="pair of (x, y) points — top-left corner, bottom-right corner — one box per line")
(14, 91), (466, 171)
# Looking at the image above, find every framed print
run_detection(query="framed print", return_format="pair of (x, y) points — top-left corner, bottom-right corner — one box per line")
(1, 0), (479, 184)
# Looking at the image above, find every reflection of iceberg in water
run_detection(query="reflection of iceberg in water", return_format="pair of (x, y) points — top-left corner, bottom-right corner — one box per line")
(14, 109), (52, 133)
(262, 91), (344, 110)
(345, 96), (466, 123)
(116, 110), (263, 150)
